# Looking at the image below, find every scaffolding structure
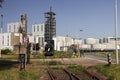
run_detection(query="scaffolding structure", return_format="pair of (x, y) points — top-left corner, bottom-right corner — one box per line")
(44, 7), (56, 42)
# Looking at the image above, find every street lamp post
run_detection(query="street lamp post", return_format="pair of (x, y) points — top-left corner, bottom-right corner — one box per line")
(78, 30), (83, 57)
(115, 0), (118, 64)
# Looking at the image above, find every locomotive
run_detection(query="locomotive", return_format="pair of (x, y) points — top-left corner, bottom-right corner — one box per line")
(44, 40), (54, 56)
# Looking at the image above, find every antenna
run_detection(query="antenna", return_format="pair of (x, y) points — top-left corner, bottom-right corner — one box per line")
(50, 0), (53, 12)
(50, 6), (52, 12)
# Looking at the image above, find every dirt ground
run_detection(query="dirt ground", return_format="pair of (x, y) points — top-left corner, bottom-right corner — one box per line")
(30, 57), (108, 66)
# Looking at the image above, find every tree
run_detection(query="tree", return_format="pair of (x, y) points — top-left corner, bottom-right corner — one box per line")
(0, 0), (4, 8)
(0, 0), (4, 3)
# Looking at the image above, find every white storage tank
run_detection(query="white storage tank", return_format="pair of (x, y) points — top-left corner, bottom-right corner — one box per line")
(82, 44), (91, 49)
(85, 38), (99, 44)
(104, 43), (115, 49)
(93, 44), (106, 50)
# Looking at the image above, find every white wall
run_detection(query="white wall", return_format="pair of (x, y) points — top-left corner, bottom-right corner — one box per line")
(32, 23), (45, 37)
(0, 32), (22, 50)
(7, 22), (20, 33)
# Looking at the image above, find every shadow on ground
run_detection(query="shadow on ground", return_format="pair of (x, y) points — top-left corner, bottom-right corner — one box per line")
(0, 60), (19, 70)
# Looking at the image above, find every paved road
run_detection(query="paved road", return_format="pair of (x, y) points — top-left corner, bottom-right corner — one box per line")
(85, 53), (116, 64)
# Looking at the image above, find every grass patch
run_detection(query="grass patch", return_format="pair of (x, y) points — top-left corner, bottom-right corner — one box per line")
(0, 54), (18, 59)
(0, 64), (43, 80)
(0, 60), (63, 80)
(92, 64), (120, 80)
(35, 53), (45, 59)
(68, 65), (85, 73)
(96, 52), (120, 59)
(53, 51), (73, 58)
(19, 70), (41, 80)
(0, 51), (75, 60)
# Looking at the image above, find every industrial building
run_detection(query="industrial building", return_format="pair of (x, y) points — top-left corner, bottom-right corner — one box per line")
(7, 14), (27, 37)
(7, 22), (20, 33)
(0, 11), (120, 52)
(29, 23), (45, 49)
(0, 14), (27, 51)
(0, 32), (22, 50)
(53, 36), (82, 51)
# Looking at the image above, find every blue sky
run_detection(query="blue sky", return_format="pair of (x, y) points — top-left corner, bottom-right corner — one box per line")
(1, 0), (120, 39)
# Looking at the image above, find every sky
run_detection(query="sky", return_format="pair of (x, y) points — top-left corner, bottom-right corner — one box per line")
(0, 0), (120, 39)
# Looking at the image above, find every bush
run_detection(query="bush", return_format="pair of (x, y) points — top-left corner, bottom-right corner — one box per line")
(1, 49), (12, 54)
(54, 51), (73, 58)
(36, 53), (45, 59)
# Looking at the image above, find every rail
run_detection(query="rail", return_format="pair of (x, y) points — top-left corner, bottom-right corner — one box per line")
(63, 69), (81, 80)
(47, 69), (56, 80)
(84, 70), (101, 80)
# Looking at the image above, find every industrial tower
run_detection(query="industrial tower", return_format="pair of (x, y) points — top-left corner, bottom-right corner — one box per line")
(20, 14), (27, 37)
(44, 7), (56, 42)
(18, 14), (27, 44)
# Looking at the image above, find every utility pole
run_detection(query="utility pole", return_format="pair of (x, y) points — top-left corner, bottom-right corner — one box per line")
(79, 30), (83, 57)
(0, 0), (4, 57)
(0, 14), (3, 57)
(115, 0), (118, 64)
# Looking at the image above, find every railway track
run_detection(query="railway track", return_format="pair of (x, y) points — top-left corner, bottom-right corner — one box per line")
(43, 53), (106, 80)
(46, 68), (105, 80)
(83, 70), (101, 80)
(47, 68), (81, 80)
